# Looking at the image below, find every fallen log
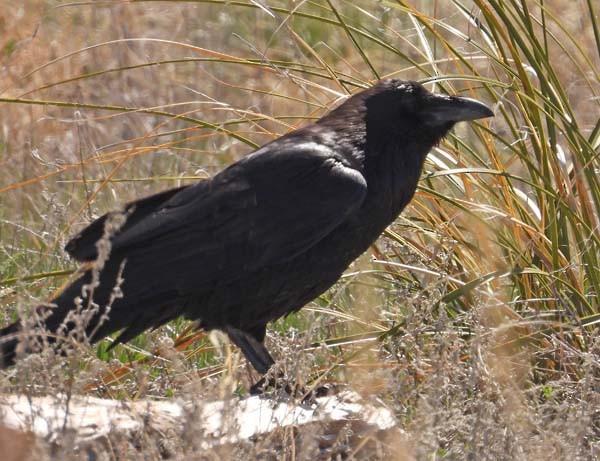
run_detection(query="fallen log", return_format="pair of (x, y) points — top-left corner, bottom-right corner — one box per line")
(0, 390), (401, 459)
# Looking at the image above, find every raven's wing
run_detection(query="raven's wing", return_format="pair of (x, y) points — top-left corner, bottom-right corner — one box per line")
(67, 142), (367, 282)
(65, 185), (188, 262)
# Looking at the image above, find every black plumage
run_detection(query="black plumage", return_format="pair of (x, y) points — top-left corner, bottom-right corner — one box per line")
(0, 79), (493, 373)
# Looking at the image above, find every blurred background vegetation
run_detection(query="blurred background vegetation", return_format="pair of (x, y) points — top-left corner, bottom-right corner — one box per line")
(0, 0), (599, 458)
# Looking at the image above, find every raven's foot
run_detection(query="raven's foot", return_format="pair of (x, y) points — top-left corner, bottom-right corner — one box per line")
(249, 372), (295, 396)
(250, 375), (343, 404)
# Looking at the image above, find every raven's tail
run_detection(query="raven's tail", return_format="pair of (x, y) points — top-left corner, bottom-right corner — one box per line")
(0, 298), (89, 369)
(0, 300), (113, 369)
(0, 321), (21, 368)
(0, 262), (125, 368)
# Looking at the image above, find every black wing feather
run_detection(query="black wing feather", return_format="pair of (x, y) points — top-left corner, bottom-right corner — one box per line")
(66, 141), (367, 297)
(65, 185), (188, 261)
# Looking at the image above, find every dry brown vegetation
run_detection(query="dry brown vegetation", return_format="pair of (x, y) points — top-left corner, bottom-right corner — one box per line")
(0, 0), (599, 459)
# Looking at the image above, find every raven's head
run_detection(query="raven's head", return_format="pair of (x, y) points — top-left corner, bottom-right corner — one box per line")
(318, 79), (493, 160)
(312, 78), (493, 178)
(363, 79), (493, 141)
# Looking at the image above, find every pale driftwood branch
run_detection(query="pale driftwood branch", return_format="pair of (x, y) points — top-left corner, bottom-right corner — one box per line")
(0, 390), (399, 457)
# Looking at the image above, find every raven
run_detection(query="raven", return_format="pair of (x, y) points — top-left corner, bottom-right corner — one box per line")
(0, 80), (493, 374)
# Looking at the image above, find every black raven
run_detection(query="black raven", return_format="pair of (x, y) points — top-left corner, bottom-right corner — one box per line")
(0, 80), (493, 374)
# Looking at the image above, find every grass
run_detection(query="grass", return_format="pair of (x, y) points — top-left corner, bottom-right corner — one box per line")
(0, 0), (599, 459)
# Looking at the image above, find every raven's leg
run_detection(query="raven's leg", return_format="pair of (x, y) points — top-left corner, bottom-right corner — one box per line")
(225, 325), (274, 375)
(225, 325), (339, 399)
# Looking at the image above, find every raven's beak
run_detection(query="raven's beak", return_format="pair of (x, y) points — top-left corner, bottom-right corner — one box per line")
(425, 93), (494, 125)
